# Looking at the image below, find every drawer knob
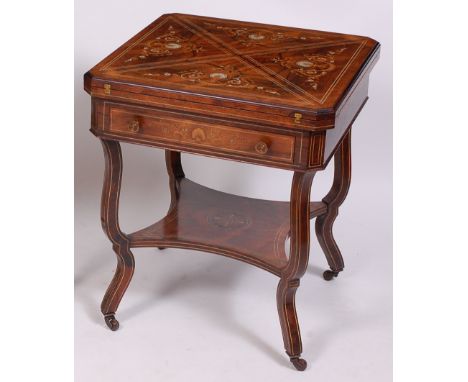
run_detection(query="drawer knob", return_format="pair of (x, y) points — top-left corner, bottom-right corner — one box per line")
(254, 141), (269, 155)
(128, 119), (140, 133)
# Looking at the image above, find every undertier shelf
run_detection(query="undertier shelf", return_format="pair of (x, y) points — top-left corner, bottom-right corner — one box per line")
(128, 179), (327, 276)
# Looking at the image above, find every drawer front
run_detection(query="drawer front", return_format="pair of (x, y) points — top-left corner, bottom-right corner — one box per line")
(107, 106), (295, 163)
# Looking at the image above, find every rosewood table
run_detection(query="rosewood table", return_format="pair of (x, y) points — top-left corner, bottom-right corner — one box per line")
(84, 13), (379, 371)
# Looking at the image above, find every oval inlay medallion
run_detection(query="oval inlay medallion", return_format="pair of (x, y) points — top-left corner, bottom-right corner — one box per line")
(296, 60), (313, 68)
(165, 43), (181, 49)
(248, 33), (265, 40)
(191, 128), (206, 142)
(210, 72), (228, 80)
(207, 212), (252, 230)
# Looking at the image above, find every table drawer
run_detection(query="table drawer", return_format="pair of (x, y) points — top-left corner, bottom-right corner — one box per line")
(107, 106), (295, 163)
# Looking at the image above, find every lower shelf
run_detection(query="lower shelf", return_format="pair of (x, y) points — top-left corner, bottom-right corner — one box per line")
(128, 179), (327, 276)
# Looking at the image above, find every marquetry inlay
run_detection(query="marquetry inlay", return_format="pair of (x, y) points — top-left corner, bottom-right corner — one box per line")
(271, 47), (346, 90)
(85, 14), (380, 370)
(123, 25), (204, 63)
(200, 21), (324, 48)
(140, 63), (282, 97)
(95, 14), (374, 107)
(107, 105), (296, 163)
(207, 212), (252, 230)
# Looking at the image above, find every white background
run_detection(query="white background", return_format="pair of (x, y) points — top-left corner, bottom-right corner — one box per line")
(2, 1), (468, 382)
(74, 1), (392, 381)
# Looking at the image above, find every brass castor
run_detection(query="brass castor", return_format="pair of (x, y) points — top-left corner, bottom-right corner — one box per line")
(104, 314), (119, 331)
(323, 270), (340, 281)
(290, 357), (307, 371)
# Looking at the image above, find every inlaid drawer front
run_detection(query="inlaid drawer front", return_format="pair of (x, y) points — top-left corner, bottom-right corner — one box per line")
(108, 107), (295, 163)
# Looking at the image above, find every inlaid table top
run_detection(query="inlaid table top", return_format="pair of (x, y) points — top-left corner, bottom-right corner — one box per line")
(84, 13), (380, 128)
(83, 14), (380, 371)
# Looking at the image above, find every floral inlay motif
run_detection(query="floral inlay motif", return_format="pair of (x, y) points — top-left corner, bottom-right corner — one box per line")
(271, 48), (347, 90)
(143, 64), (282, 96)
(124, 25), (203, 62)
(202, 21), (323, 47)
(207, 212), (252, 230)
(160, 123), (253, 149)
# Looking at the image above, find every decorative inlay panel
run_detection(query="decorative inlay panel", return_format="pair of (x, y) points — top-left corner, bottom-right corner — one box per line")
(308, 133), (325, 167)
(247, 42), (365, 102)
(140, 64), (282, 96)
(199, 21), (324, 48)
(102, 18), (229, 71)
(271, 47), (347, 90)
(115, 57), (293, 100)
(182, 15), (359, 55)
(91, 14), (378, 109)
(107, 106), (296, 163)
(123, 25), (204, 62)
(207, 212), (252, 230)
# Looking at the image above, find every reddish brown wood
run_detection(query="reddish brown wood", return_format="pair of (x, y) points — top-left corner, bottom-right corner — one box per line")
(316, 128), (352, 279)
(128, 178), (327, 276)
(277, 171), (315, 370)
(108, 104), (296, 164)
(84, 13), (379, 124)
(165, 150), (184, 211)
(84, 13), (379, 371)
(93, 99), (307, 171)
(156, 150), (185, 251)
(99, 139), (135, 331)
(85, 13), (380, 170)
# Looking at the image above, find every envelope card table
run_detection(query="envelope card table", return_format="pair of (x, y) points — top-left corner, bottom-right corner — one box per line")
(84, 13), (380, 371)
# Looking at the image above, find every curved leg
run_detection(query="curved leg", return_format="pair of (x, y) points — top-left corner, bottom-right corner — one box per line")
(277, 171), (316, 371)
(165, 150), (185, 211)
(158, 150), (185, 250)
(99, 139), (135, 330)
(315, 129), (352, 280)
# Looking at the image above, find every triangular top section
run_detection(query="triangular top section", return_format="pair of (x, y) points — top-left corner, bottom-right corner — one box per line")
(101, 15), (231, 71)
(247, 41), (367, 104)
(182, 14), (362, 55)
(90, 13), (379, 112)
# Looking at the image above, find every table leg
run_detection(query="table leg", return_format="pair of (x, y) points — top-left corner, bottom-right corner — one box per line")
(277, 171), (316, 371)
(165, 150), (185, 212)
(99, 139), (135, 331)
(315, 128), (352, 281)
(156, 150), (186, 250)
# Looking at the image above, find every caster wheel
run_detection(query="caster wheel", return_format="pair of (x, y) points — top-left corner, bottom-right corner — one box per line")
(104, 314), (120, 331)
(323, 270), (340, 281)
(290, 357), (307, 371)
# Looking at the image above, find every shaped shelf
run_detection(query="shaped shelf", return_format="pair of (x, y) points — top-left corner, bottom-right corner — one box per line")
(128, 179), (327, 276)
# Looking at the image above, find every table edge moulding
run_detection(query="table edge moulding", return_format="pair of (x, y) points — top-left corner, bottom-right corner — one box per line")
(83, 13), (380, 371)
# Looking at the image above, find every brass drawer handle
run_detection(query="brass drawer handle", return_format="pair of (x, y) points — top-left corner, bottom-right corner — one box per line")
(254, 141), (269, 155)
(128, 119), (140, 133)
